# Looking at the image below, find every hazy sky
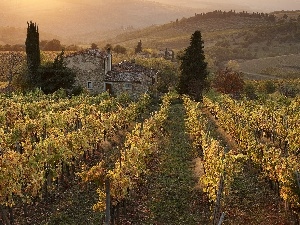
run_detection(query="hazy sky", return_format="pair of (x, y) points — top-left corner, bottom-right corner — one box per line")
(4, 0), (300, 12)
(154, 0), (300, 12)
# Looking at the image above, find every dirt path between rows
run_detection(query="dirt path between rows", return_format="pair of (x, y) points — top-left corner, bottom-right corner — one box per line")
(146, 103), (210, 224)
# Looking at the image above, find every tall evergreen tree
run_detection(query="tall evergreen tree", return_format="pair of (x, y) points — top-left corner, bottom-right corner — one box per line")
(25, 21), (40, 83)
(177, 30), (208, 102)
(135, 40), (142, 54)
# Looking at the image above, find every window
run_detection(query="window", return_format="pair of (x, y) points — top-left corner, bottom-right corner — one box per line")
(87, 81), (93, 89)
(124, 83), (132, 90)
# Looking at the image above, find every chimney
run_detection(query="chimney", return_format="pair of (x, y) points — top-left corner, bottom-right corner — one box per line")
(106, 48), (112, 72)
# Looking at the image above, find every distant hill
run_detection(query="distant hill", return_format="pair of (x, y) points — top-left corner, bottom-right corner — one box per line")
(0, 0), (197, 44)
(0, 27), (61, 46)
(102, 10), (300, 66)
(155, 0), (300, 12)
(101, 10), (276, 49)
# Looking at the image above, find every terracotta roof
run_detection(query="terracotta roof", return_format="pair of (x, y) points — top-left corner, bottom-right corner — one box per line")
(105, 61), (156, 83)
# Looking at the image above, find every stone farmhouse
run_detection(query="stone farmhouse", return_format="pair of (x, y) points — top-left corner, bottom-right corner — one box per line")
(158, 48), (175, 60)
(65, 49), (157, 97)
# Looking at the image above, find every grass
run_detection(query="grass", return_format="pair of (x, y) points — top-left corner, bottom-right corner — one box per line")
(14, 182), (103, 225)
(145, 103), (210, 224)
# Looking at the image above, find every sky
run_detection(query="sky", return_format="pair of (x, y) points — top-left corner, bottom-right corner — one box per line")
(154, 0), (300, 12)
(4, 0), (300, 12)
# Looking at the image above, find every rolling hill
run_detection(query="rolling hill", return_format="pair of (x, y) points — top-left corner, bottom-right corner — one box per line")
(101, 12), (273, 49)
(102, 10), (300, 61)
(96, 9), (300, 80)
(0, 0), (198, 44)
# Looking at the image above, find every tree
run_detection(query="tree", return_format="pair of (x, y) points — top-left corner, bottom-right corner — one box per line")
(25, 21), (40, 75)
(226, 60), (240, 71)
(135, 40), (142, 54)
(213, 68), (244, 96)
(113, 45), (127, 54)
(39, 40), (48, 50)
(243, 82), (257, 100)
(104, 43), (113, 51)
(43, 39), (63, 51)
(0, 52), (25, 93)
(36, 50), (76, 94)
(136, 57), (179, 93)
(261, 80), (276, 94)
(7, 53), (25, 93)
(91, 43), (98, 49)
(177, 30), (208, 101)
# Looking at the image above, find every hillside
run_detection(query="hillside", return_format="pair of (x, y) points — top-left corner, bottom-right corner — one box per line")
(102, 12), (274, 49)
(155, 0), (300, 12)
(239, 54), (300, 79)
(103, 10), (300, 71)
(0, 0), (197, 44)
(0, 27), (61, 46)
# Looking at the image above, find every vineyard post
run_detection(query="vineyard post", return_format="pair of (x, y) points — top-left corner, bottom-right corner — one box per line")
(213, 174), (224, 225)
(105, 179), (111, 225)
(118, 146), (122, 168)
(104, 143), (114, 225)
(139, 121), (143, 137)
(295, 171), (300, 194)
(217, 212), (225, 225)
(43, 164), (49, 199)
(8, 206), (14, 225)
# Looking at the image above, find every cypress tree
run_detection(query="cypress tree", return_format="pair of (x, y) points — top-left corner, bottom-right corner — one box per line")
(177, 30), (208, 102)
(25, 21), (40, 84)
(135, 40), (142, 54)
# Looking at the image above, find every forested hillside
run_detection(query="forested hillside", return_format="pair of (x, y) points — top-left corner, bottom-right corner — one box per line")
(103, 10), (300, 62)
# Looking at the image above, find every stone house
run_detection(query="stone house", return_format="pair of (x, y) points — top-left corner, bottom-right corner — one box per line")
(105, 60), (157, 98)
(65, 49), (157, 97)
(158, 48), (175, 60)
(65, 49), (110, 95)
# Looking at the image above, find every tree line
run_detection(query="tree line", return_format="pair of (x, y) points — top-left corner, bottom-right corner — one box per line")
(0, 41), (79, 51)
(189, 10), (276, 22)
(0, 40), (81, 52)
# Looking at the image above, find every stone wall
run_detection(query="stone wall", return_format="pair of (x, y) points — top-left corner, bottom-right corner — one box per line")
(65, 52), (106, 94)
(106, 81), (149, 99)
